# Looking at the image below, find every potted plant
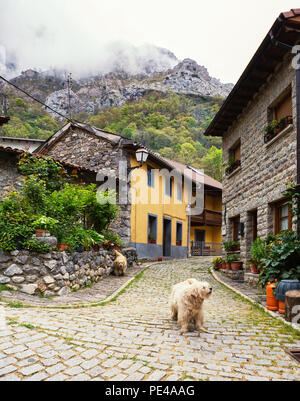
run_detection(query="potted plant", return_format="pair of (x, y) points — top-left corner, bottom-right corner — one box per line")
(148, 234), (156, 244)
(271, 119), (280, 134)
(58, 242), (69, 252)
(225, 158), (241, 176)
(249, 259), (260, 274)
(223, 241), (240, 252)
(250, 237), (268, 274)
(212, 257), (223, 270)
(225, 255), (233, 270)
(230, 254), (243, 271)
(33, 216), (58, 238)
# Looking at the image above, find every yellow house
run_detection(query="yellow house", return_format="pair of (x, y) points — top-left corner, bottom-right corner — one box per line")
(127, 150), (223, 259)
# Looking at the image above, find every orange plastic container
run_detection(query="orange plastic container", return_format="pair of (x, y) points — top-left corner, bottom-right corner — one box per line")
(278, 300), (285, 315)
(266, 282), (279, 311)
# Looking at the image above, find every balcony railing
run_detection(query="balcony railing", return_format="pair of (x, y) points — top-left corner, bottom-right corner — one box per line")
(191, 209), (222, 227)
(191, 242), (222, 257)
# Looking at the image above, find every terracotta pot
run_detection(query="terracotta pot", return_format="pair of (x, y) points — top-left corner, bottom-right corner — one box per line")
(250, 265), (259, 274)
(221, 263), (226, 269)
(58, 243), (68, 251)
(231, 261), (242, 271)
(278, 300), (285, 315)
(225, 262), (231, 270)
(35, 229), (50, 238)
(266, 282), (279, 311)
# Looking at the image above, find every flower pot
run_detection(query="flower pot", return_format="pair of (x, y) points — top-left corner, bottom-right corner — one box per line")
(35, 229), (50, 238)
(266, 282), (278, 311)
(221, 263), (226, 269)
(250, 265), (259, 274)
(278, 300), (285, 315)
(231, 261), (242, 271)
(58, 243), (68, 251)
(225, 263), (231, 270)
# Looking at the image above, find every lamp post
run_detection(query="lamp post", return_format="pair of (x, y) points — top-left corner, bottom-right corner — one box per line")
(186, 204), (191, 259)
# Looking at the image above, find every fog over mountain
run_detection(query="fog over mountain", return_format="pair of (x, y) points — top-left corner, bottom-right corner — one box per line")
(0, 0), (180, 79)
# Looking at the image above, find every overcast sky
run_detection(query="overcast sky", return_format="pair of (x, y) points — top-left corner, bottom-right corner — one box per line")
(0, 0), (297, 83)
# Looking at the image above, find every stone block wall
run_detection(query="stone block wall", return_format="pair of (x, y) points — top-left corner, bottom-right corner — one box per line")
(222, 55), (298, 269)
(0, 248), (137, 297)
(0, 154), (24, 198)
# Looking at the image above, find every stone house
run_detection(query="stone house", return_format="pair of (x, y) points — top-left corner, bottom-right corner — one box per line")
(0, 143), (109, 200)
(205, 9), (300, 284)
(33, 122), (222, 259)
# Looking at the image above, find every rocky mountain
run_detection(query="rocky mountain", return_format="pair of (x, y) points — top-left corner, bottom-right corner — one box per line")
(2, 56), (233, 119)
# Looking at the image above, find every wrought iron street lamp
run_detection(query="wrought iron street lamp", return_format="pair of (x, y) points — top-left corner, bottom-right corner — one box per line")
(128, 148), (149, 173)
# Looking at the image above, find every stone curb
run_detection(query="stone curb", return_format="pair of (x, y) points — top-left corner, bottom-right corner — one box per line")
(0, 262), (159, 310)
(210, 268), (300, 333)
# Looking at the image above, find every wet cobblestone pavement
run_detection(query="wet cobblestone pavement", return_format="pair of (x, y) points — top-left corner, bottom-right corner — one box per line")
(0, 258), (299, 381)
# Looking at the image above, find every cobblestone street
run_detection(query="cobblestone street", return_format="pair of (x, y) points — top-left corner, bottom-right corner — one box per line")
(0, 258), (299, 381)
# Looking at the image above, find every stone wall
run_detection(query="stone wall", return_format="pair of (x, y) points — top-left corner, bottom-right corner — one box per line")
(222, 55), (298, 269)
(0, 248), (137, 297)
(0, 153), (24, 198)
(44, 127), (132, 245)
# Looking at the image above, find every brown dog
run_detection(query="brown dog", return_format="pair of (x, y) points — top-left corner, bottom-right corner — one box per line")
(113, 250), (127, 276)
(170, 278), (212, 334)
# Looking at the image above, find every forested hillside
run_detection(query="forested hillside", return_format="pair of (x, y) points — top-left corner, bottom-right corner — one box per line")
(80, 92), (223, 180)
(1, 90), (223, 181)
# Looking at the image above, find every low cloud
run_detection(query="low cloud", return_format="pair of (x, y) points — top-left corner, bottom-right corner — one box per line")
(0, 0), (178, 79)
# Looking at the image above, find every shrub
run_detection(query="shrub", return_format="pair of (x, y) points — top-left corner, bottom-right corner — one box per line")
(258, 231), (300, 288)
(102, 231), (124, 249)
(250, 238), (269, 268)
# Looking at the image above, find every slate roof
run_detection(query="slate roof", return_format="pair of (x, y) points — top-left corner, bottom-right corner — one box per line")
(205, 9), (300, 137)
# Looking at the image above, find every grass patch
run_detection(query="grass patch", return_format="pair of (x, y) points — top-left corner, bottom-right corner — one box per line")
(7, 319), (18, 325)
(8, 301), (24, 308)
(20, 323), (35, 330)
(0, 285), (13, 292)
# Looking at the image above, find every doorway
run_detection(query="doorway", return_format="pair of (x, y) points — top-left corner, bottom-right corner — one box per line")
(195, 230), (205, 243)
(163, 218), (172, 257)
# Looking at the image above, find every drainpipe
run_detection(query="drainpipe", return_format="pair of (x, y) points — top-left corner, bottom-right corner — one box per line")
(296, 53), (300, 237)
(297, 57), (300, 187)
(186, 204), (191, 259)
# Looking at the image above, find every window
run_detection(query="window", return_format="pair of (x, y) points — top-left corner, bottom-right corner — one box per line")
(232, 216), (241, 242)
(274, 201), (292, 234)
(176, 222), (183, 246)
(226, 140), (241, 176)
(273, 90), (292, 122)
(177, 182), (183, 202)
(231, 141), (241, 163)
(165, 177), (173, 198)
(148, 215), (157, 244)
(147, 166), (154, 188)
(251, 210), (258, 242)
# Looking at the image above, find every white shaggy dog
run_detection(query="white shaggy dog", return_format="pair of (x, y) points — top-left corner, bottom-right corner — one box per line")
(170, 278), (212, 334)
(113, 250), (127, 276)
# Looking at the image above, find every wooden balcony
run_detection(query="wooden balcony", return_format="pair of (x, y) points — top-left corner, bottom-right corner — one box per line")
(191, 209), (222, 227)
